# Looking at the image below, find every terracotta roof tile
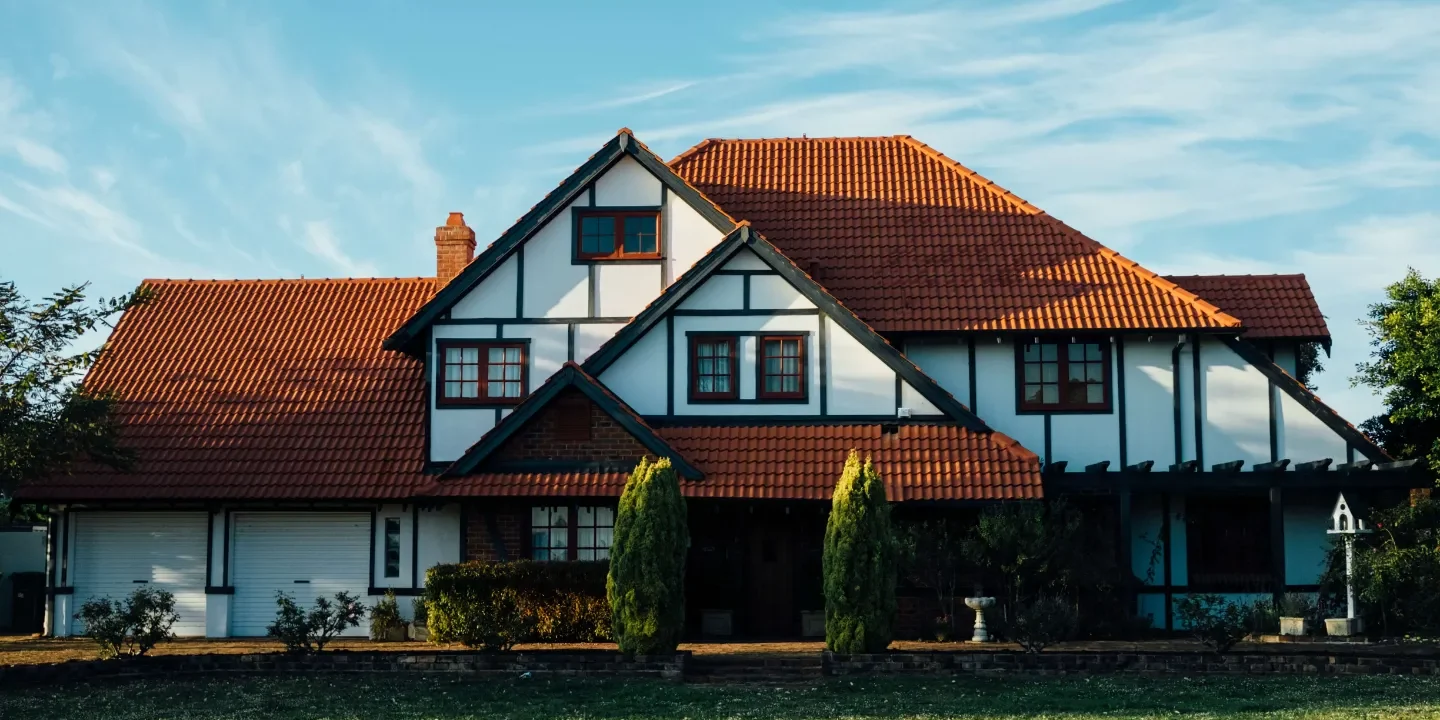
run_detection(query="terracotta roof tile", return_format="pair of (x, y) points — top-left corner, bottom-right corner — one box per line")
(15, 278), (438, 502)
(1165, 274), (1328, 340)
(669, 136), (1241, 333)
(427, 424), (1041, 501)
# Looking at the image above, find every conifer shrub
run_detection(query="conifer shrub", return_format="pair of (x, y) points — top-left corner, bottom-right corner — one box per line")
(608, 456), (689, 656)
(424, 561), (609, 650)
(823, 450), (897, 653)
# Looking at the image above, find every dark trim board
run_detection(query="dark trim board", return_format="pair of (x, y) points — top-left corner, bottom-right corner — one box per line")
(818, 313), (829, 415)
(205, 511), (215, 588)
(59, 510), (69, 585)
(1171, 341), (1184, 467)
(434, 317), (633, 325)
(384, 129), (733, 354)
(410, 504), (420, 590)
(1048, 465), (1425, 492)
(1221, 336), (1390, 463)
(580, 225), (988, 432)
(221, 510), (231, 588)
(673, 309), (818, 317)
(1193, 337), (1204, 469)
(967, 336), (977, 415)
(370, 587), (425, 597)
(666, 316), (675, 415)
(368, 511), (377, 591)
(1116, 338), (1128, 468)
(205, 586), (235, 595)
(643, 414), (951, 426)
(514, 245), (525, 318)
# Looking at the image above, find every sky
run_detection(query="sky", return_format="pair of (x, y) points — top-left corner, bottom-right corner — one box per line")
(1, 0), (1438, 426)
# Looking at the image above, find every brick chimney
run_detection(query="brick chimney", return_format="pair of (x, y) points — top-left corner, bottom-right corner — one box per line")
(435, 212), (476, 284)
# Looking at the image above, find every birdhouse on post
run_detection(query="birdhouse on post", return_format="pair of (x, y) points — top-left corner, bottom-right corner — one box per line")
(1325, 491), (1373, 637)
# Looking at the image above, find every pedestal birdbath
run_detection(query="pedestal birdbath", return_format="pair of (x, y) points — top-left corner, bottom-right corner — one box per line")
(964, 596), (996, 643)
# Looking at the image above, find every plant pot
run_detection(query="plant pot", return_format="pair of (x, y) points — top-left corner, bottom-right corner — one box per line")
(1279, 617), (1310, 636)
(701, 609), (733, 637)
(408, 622), (429, 642)
(800, 611), (825, 638)
(1325, 618), (1362, 637)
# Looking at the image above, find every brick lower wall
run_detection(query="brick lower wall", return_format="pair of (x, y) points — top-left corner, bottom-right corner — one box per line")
(0, 651), (687, 687)
(823, 651), (1440, 676)
(492, 388), (648, 463)
(462, 502), (527, 562)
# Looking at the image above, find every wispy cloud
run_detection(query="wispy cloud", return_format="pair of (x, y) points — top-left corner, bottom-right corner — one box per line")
(302, 220), (377, 278)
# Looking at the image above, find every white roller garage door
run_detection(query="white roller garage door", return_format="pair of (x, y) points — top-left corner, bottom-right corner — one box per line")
(72, 512), (209, 637)
(231, 512), (371, 637)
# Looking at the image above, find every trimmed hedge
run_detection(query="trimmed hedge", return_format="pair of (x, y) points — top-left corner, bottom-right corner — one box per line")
(424, 560), (610, 650)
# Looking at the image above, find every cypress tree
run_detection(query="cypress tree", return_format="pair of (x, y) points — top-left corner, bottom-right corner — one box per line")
(607, 456), (689, 656)
(823, 450), (897, 653)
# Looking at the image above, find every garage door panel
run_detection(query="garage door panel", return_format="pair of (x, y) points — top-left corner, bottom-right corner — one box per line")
(231, 513), (371, 637)
(72, 512), (208, 637)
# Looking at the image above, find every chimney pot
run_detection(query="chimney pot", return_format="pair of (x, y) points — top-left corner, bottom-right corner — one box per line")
(435, 212), (476, 285)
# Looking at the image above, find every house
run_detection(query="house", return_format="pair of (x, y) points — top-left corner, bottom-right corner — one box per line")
(15, 130), (1421, 638)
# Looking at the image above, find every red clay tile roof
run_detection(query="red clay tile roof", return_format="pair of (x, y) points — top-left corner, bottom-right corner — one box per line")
(1165, 274), (1328, 340)
(13, 277), (438, 502)
(669, 136), (1241, 333)
(426, 424), (1041, 501)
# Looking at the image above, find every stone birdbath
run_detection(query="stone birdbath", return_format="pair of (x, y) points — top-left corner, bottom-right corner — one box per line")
(964, 596), (996, 643)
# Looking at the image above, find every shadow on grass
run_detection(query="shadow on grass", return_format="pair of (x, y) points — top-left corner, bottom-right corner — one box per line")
(4, 674), (1440, 720)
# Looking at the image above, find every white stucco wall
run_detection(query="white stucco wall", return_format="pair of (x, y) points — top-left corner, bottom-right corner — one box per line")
(973, 340), (1045, 461)
(749, 275), (815, 310)
(595, 263), (662, 317)
(1201, 338), (1273, 467)
(574, 323), (627, 362)
(522, 198), (591, 318)
(679, 274), (744, 310)
(417, 504), (461, 588)
(599, 324), (668, 415)
(451, 254), (518, 319)
(825, 315), (898, 416)
(593, 156), (661, 206)
(1124, 338), (1178, 466)
(903, 339), (971, 408)
(665, 190), (728, 282)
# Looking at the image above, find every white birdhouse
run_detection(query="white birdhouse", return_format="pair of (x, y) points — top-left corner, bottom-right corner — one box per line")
(1328, 492), (1372, 535)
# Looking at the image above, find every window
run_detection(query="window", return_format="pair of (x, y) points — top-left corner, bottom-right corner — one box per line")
(383, 518), (402, 578)
(531, 506), (570, 561)
(531, 505), (615, 562)
(1017, 338), (1110, 412)
(437, 341), (527, 406)
(575, 210), (660, 260)
(758, 335), (805, 400)
(690, 336), (738, 401)
(1187, 497), (1273, 591)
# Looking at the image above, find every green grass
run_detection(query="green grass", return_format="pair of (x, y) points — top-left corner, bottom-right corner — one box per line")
(4, 674), (1440, 719)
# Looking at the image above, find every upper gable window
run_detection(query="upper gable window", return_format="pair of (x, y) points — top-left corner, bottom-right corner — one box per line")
(690, 335), (738, 401)
(575, 209), (660, 260)
(758, 335), (806, 400)
(1017, 338), (1110, 413)
(437, 341), (528, 407)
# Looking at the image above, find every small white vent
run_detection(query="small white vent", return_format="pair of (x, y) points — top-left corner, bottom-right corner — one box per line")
(896, 407), (913, 418)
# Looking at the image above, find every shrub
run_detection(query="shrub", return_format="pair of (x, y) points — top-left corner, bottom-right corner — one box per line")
(1006, 595), (1078, 653)
(369, 590), (405, 641)
(74, 588), (179, 659)
(267, 591), (367, 654)
(426, 560), (610, 650)
(823, 450), (897, 654)
(1245, 598), (1280, 636)
(1280, 592), (1317, 618)
(1175, 594), (1248, 652)
(1322, 495), (1440, 637)
(412, 596), (429, 627)
(609, 457), (689, 656)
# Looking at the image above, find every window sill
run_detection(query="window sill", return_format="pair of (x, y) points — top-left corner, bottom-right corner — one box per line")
(1015, 406), (1114, 415)
(436, 401), (526, 409)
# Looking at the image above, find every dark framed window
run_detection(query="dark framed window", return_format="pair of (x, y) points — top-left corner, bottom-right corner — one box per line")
(437, 341), (528, 407)
(575, 209), (660, 260)
(1016, 338), (1110, 412)
(531, 505), (615, 562)
(1187, 497), (1273, 592)
(383, 518), (402, 578)
(690, 335), (738, 401)
(758, 335), (806, 400)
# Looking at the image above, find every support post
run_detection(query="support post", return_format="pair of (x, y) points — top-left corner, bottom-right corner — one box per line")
(1118, 490), (1134, 615)
(1161, 492), (1173, 632)
(1269, 486), (1286, 607)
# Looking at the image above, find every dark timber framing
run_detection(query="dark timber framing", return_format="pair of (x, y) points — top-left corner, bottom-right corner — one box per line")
(440, 363), (703, 479)
(581, 225), (988, 431)
(385, 129), (733, 354)
(1193, 337), (1204, 469)
(967, 336), (978, 414)
(1116, 338), (1128, 468)
(818, 313), (829, 415)
(410, 504), (420, 590)
(1171, 340), (1184, 467)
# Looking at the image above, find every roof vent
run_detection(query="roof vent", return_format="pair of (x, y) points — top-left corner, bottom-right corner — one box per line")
(896, 407), (913, 419)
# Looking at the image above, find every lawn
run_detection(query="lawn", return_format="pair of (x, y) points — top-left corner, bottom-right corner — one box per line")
(4, 674), (1440, 719)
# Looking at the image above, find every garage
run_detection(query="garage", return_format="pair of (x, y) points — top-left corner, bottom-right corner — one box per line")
(230, 512), (371, 637)
(71, 512), (209, 637)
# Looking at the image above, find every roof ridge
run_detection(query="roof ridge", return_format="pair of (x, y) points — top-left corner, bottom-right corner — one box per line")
(141, 277), (437, 285)
(1165, 273), (1309, 281)
(896, 136), (1240, 329)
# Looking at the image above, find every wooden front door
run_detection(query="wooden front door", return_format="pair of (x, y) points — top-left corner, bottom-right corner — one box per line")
(746, 524), (797, 636)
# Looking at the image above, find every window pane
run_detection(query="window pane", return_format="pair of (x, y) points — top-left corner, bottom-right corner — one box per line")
(578, 528), (595, 548)
(714, 375), (730, 392)
(1087, 384), (1104, 403)
(1068, 343), (1084, 361)
(460, 365), (477, 381)
(596, 526), (613, 548)
(766, 357), (780, 374)
(1025, 385), (1044, 403)
(488, 347), (504, 363)
(578, 506), (595, 526)
(445, 365), (462, 381)
(444, 381), (462, 397)
(698, 358), (713, 374)
(445, 348), (462, 363)
(1023, 344), (1040, 362)
(1086, 364), (1103, 382)
(506, 348), (520, 363)
(1042, 364), (1058, 383)
(532, 507), (549, 525)
(1068, 363), (1086, 383)
(1086, 343), (1102, 361)
(698, 344), (713, 358)
(505, 382), (521, 397)
(715, 357), (729, 374)
(1023, 364), (1040, 383)
(488, 364), (504, 380)
(595, 548), (610, 560)
(783, 376), (799, 392)
(1066, 384), (1088, 405)
(462, 348), (479, 363)
(623, 216), (657, 254)
(551, 506), (568, 526)
(1042, 385), (1058, 404)
(461, 383), (478, 398)
(505, 364), (521, 381)
(1041, 344), (1057, 361)
(783, 357), (798, 374)
(578, 549), (595, 561)
(596, 507), (614, 526)
(532, 530), (550, 556)
(716, 343), (730, 358)
(765, 375), (781, 392)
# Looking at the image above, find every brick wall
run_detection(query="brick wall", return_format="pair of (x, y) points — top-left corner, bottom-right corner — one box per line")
(491, 388), (648, 463)
(462, 502), (527, 562)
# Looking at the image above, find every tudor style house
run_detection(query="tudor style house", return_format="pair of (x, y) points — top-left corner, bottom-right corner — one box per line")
(17, 130), (1421, 639)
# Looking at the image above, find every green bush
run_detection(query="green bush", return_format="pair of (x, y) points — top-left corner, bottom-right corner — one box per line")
(1005, 595), (1078, 653)
(267, 591), (367, 654)
(412, 596), (429, 627)
(1175, 594), (1249, 652)
(74, 587), (179, 659)
(823, 450), (897, 654)
(1279, 592), (1317, 618)
(1245, 598), (1280, 636)
(369, 590), (405, 640)
(608, 457), (689, 656)
(425, 560), (610, 650)
(1322, 495), (1440, 637)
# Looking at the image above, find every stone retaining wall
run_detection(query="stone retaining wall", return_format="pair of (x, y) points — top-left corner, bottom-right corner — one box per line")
(0, 651), (687, 687)
(823, 651), (1440, 677)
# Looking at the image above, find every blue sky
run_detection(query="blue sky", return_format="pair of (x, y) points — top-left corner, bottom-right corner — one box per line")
(2, 0), (1438, 425)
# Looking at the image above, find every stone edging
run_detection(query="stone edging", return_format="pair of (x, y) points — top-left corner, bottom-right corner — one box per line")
(0, 650), (688, 687)
(822, 650), (1440, 676)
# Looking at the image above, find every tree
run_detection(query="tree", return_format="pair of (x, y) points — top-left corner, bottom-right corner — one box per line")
(897, 515), (969, 635)
(607, 456), (688, 656)
(1, 280), (150, 498)
(823, 450), (896, 653)
(1353, 269), (1440, 481)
